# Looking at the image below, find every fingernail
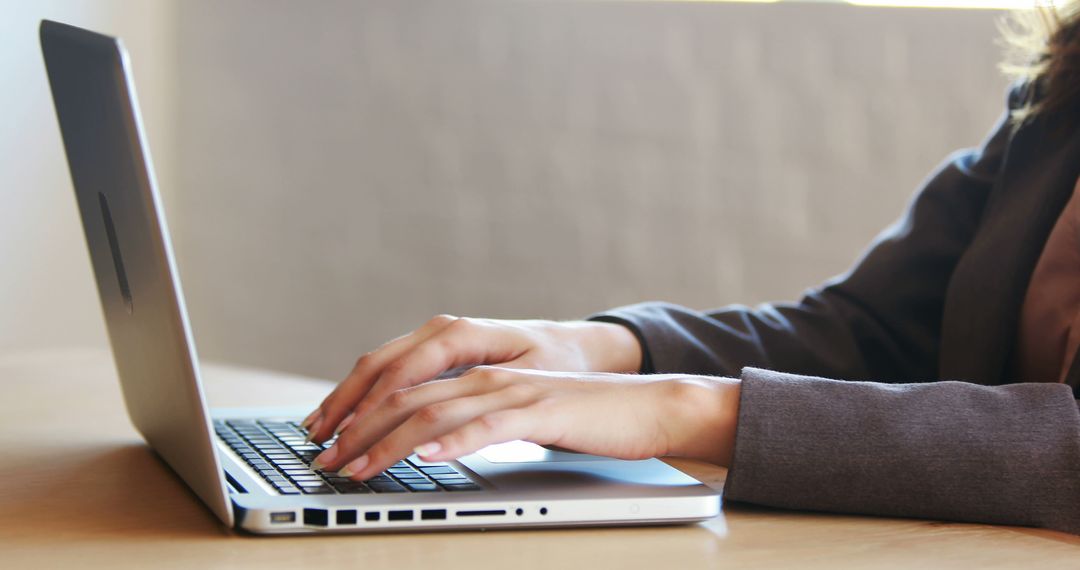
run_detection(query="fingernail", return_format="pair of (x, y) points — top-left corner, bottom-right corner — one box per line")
(305, 417), (324, 442)
(414, 441), (442, 458)
(334, 412), (356, 435)
(338, 454), (370, 478)
(311, 446), (338, 471)
(300, 409), (321, 429)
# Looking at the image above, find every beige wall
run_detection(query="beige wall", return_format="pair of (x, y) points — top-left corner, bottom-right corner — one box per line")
(172, 1), (1009, 379)
(0, 0), (175, 351)
(2, 1), (1012, 382)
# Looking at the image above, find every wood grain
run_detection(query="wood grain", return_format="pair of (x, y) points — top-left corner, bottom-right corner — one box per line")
(2, 348), (1077, 569)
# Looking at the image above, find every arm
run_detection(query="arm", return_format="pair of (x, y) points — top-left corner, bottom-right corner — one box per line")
(591, 90), (1017, 382)
(726, 367), (1080, 535)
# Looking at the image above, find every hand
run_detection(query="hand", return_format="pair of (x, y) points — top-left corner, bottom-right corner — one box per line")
(302, 315), (643, 443)
(309, 366), (741, 480)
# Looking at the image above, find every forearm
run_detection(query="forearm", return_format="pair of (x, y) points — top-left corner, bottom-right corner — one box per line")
(724, 368), (1080, 534)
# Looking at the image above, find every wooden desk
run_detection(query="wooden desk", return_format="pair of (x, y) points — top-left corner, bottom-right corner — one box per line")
(2, 348), (1077, 568)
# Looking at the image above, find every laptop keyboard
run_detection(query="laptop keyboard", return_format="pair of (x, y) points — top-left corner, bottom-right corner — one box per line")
(213, 419), (481, 495)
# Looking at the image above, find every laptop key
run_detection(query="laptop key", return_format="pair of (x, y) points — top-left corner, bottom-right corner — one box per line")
(333, 484), (371, 494)
(264, 456), (296, 463)
(430, 475), (470, 483)
(443, 483), (482, 491)
(418, 466), (458, 475)
(275, 461), (307, 468)
(294, 479), (330, 487)
(366, 481), (407, 493)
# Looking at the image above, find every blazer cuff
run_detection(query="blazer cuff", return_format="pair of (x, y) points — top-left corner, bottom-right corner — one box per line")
(722, 367), (1080, 533)
(586, 301), (708, 375)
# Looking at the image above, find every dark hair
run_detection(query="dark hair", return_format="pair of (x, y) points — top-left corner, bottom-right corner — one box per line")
(1000, 2), (1080, 124)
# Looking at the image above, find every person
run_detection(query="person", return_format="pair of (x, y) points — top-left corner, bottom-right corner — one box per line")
(301, 4), (1080, 535)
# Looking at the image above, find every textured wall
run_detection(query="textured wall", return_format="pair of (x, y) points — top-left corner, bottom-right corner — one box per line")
(172, 0), (1010, 379)
(0, 0), (175, 352)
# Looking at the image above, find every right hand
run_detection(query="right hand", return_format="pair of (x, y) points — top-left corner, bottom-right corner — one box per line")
(301, 315), (643, 444)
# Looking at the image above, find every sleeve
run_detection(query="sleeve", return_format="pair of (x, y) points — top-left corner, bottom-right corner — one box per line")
(724, 367), (1080, 535)
(589, 88), (1019, 382)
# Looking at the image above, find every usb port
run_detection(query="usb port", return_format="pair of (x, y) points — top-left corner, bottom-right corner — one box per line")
(303, 508), (328, 527)
(421, 509), (447, 520)
(388, 510), (414, 521)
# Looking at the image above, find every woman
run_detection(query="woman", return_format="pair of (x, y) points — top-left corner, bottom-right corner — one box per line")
(303, 4), (1080, 534)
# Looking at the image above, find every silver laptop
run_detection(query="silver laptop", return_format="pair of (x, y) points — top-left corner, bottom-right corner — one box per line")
(39, 19), (720, 534)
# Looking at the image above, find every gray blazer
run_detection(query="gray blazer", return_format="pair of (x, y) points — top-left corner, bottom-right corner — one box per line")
(591, 84), (1080, 535)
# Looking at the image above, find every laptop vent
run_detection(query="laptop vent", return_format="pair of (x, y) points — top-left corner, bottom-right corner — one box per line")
(98, 192), (134, 314)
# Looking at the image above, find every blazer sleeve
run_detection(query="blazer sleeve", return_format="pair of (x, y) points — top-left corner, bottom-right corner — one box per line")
(725, 367), (1080, 534)
(589, 90), (1018, 382)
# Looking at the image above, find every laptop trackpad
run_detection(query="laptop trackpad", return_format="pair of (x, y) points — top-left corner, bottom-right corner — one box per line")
(477, 441), (604, 463)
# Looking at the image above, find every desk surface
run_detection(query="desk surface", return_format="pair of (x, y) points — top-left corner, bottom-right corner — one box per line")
(2, 348), (1077, 569)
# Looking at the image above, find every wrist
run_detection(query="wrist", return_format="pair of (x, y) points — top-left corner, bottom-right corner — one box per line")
(662, 376), (741, 466)
(576, 321), (643, 373)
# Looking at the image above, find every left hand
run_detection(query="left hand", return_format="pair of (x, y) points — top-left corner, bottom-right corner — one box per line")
(310, 365), (741, 481)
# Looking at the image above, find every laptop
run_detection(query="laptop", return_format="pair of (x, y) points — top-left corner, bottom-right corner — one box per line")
(39, 19), (720, 534)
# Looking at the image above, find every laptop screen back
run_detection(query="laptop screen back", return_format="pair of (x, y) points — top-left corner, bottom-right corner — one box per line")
(39, 19), (232, 526)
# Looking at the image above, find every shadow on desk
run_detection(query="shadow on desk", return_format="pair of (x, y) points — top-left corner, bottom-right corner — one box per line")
(3, 443), (228, 540)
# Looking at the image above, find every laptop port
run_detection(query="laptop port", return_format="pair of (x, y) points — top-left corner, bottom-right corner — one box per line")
(388, 510), (414, 521)
(365, 511), (380, 522)
(303, 508), (328, 527)
(336, 510), (357, 525)
(456, 510), (506, 517)
(270, 511), (296, 523)
(421, 509), (447, 520)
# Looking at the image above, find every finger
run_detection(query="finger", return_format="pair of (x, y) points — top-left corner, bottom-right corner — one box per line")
(305, 338), (413, 443)
(352, 319), (524, 419)
(419, 407), (545, 463)
(498, 355), (539, 370)
(333, 412), (356, 436)
(306, 314), (457, 442)
(312, 371), (507, 471)
(337, 385), (541, 480)
(308, 331), (417, 429)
